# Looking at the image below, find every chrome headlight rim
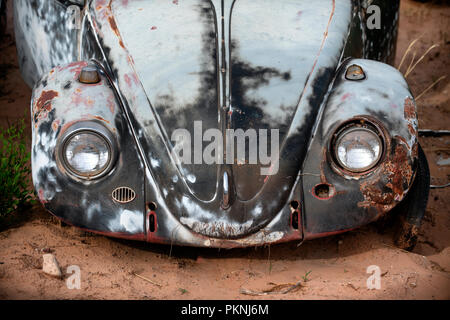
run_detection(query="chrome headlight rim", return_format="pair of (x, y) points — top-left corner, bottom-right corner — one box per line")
(57, 121), (118, 180)
(330, 118), (386, 175)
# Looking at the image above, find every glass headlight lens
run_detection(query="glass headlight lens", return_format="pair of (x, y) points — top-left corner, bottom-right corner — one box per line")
(334, 126), (382, 172)
(64, 132), (110, 177)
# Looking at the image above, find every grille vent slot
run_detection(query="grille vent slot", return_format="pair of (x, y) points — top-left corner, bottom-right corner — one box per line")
(112, 187), (136, 203)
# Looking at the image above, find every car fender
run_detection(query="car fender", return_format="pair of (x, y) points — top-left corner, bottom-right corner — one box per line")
(31, 61), (147, 239)
(302, 58), (418, 238)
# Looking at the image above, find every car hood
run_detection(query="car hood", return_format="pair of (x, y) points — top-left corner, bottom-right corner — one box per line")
(92, 0), (352, 238)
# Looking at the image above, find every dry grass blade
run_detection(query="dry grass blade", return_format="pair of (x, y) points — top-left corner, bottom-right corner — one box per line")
(405, 44), (439, 78)
(240, 280), (303, 296)
(132, 272), (162, 288)
(430, 183), (450, 189)
(415, 75), (446, 101)
(239, 288), (268, 296)
(398, 36), (422, 71)
(406, 51), (417, 76)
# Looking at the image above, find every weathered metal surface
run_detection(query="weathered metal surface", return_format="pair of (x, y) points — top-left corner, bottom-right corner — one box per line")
(31, 61), (146, 236)
(13, 0), (82, 87)
(87, 0), (353, 241)
(301, 59), (418, 238)
(19, 0), (417, 247)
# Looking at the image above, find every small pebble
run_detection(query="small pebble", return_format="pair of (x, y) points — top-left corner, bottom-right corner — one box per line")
(42, 254), (62, 278)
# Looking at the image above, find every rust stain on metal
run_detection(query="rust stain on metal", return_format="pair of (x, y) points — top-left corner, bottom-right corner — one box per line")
(404, 97), (416, 120)
(387, 144), (413, 194)
(36, 90), (58, 112)
(51, 119), (61, 132)
(108, 16), (125, 48)
(93, 115), (111, 124)
(107, 95), (115, 114)
(37, 188), (48, 204)
(319, 147), (328, 184)
(34, 90), (59, 124)
(358, 142), (413, 213)
(395, 135), (408, 147)
(411, 142), (418, 158)
(407, 123), (416, 136)
(71, 88), (95, 107)
(394, 217), (419, 250)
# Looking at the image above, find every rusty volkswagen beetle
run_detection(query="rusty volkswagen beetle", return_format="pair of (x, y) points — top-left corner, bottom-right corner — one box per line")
(14, 0), (429, 249)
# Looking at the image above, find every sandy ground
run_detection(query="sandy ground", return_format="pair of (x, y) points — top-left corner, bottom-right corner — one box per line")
(0, 0), (449, 300)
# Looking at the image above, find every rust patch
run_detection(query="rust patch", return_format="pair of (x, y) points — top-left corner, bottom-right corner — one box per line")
(58, 61), (87, 74)
(319, 147), (328, 184)
(390, 144), (413, 194)
(407, 123), (416, 136)
(37, 189), (48, 204)
(404, 97), (416, 120)
(51, 119), (61, 132)
(394, 217), (419, 251)
(411, 143), (419, 159)
(359, 181), (395, 207)
(124, 73), (140, 88)
(34, 90), (59, 123)
(93, 115), (111, 124)
(108, 16), (118, 35)
(108, 16), (125, 48)
(107, 16), (124, 48)
(107, 95), (115, 114)
(395, 135), (410, 149)
(358, 143), (413, 213)
(35, 90), (58, 112)
(71, 89), (95, 107)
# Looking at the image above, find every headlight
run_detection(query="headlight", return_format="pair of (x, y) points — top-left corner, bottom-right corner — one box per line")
(64, 132), (110, 176)
(58, 122), (117, 179)
(333, 123), (383, 173)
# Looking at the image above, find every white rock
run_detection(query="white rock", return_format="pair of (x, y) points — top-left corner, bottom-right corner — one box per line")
(42, 254), (62, 278)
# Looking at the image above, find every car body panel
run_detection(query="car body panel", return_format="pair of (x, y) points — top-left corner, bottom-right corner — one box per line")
(91, 0), (353, 239)
(31, 61), (147, 238)
(302, 58), (418, 238)
(13, 0), (81, 87)
(14, 0), (417, 248)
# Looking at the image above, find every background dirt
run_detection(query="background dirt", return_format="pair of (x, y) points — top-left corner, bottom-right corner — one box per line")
(0, 0), (449, 300)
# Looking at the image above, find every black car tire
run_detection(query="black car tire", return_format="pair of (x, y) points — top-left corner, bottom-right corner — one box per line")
(393, 144), (430, 251)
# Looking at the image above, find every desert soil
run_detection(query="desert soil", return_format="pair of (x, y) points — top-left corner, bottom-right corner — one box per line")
(0, 0), (449, 300)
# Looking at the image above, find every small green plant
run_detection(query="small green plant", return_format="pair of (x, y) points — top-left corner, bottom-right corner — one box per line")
(302, 270), (312, 282)
(0, 118), (33, 218)
(179, 288), (188, 295)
